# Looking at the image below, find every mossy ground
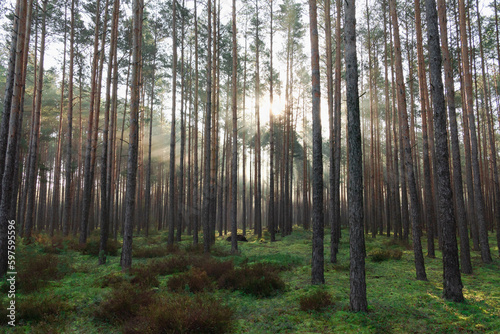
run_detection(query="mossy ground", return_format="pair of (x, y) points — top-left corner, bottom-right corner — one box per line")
(2, 227), (499, 333)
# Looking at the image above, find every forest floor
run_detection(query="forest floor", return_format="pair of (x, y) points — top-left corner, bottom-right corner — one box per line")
(1, 227), (499, 333)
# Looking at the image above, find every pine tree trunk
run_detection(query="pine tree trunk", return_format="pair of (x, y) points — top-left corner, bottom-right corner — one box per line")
(168, 0), (177, 246)
(344, 0), (367, 312)
(63, 0), (76, 236)
(458, 0), (492, 263)
(99, 0), (120, 264)
(309, 0), (324, 286)
(203, 0), (213, 253)
(0, 1), (20, 199)
(193, 0), (200, 245)
(231, 0), (238, 252)
(80, 0), (102, 244)
(436, 0), (472, 274)
(121, 0), (142, 270)
(425, 0), (464, 302)
(390, 0), (427, 280)
(24, 0), (47, 240)
(0, 0), (29, 276)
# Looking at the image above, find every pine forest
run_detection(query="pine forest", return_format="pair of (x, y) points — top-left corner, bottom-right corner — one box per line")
(0, 0), (499, 331)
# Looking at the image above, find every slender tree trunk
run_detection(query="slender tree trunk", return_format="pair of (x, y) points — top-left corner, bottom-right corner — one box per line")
(269, 0), (275, 243)
(458, 0), (492, 263)
(168, 0), (177, 246)
(333, 0), (342, 250)
(121, 0), (142, 270)
(344, 0), (367, 312)
(325, 0), (335, 261)
(414, 0), (436, 257)
(0, 0), (28, 276)
(231, 0), (238, 252)
(203, 0), (213, 253)
(99, 0), (120, 264)
(193, 0), (199, 245)
(24, 0), (47, 240)
(436, 0), (472, 273)
(309, 0), (324, 286)
(63, 0), (76, 236)
(80, 0), (102, 244)
(390, 0), (427, 280)
(476, 0), (500, 262)
(425, 0), (464, 302)
(0, 1), (20, 200)
(254, 0), (262, 239)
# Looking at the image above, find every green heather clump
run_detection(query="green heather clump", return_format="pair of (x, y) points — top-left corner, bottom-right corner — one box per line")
(16, 248), (72, 292)
(123, 294), (234, 334)
(368, 248), (403, 262)
(299, 288), (334, 312)
(18, 293), (73, 324)
(75, 237), (121, 256)
(94, 282), (154, 324)
(218, 263), (285, 297)
(167, 267), (214, 293)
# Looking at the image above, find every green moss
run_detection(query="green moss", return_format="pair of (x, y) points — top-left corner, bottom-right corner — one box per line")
(3, 228), (499, 333)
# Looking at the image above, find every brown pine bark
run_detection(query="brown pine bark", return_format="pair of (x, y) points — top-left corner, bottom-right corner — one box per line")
(254, 0), (262, 239)
(458, 0), (492, 263)
(24, 0), (47, 240)
(269, 0), (276, 243)
(344, 0), (367, 312)
(203, 0), (213, 253)
(0, 0), (20, 198)
(390, 0), (427, 280)
(168, 0), (177, 246)
(63, 0), (76, 236)
(425, 0), (464, 302)
(309, 0), (324, 286)
(414, 0), (436, 257)
(231, 0), (238, 252)
(80, 0), (102, 244)
(0, 0), (28, 276)
(193, 0), (200, 245)
(99, 0), (120, 264)
(121, 0), (142, 270)
(436, 0), (472, 274)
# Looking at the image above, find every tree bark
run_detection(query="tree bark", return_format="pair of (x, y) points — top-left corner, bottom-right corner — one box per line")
(309, 0), (324, 286)
(458, 0), (492, 263)
(231, 0), (238, 252)
(390, 0), (427, 280)
(425, 0), (464, 302)
(121, 0), (142, 270)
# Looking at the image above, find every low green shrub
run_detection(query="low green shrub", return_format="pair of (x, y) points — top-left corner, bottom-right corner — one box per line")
(218, 263), (285, 297)
(299, 289), (334, 312)
(16, 249), (72, 292)
(190, 256), (234, 280)
(132, 245), (170, 258)
(369, 248), (403, 262)
(75, 238), (121, 257)
(130, 264), (160, 288)
(95, 272), (126, 288)
(149, 256), (190, 275)
(123, 294), (234, 334)
(18, 293), (73, 324)
(95, 282), (154, 324)
(167, 268), (213, 293)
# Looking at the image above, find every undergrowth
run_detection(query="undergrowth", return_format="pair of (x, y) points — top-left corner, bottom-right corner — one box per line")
(3, 227), (499, 334)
